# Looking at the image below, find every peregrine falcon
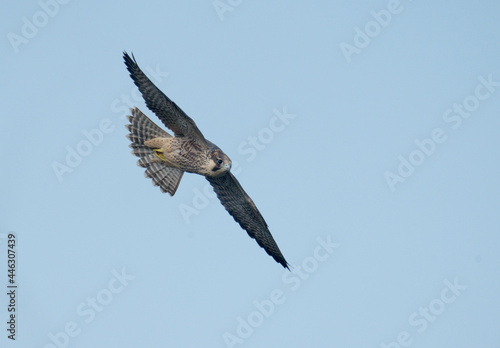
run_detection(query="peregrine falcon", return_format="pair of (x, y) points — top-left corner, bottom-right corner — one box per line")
(123, 52), (289, 269)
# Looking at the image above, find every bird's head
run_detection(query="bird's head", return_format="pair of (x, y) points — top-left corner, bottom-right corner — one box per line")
(208, 149), (232, 177)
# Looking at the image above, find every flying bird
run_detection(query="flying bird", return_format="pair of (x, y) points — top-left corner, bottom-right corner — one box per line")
(123, 52), (289, 269)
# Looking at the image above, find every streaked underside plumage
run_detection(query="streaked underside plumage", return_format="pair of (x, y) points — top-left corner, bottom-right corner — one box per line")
(123, 51), (289, 269)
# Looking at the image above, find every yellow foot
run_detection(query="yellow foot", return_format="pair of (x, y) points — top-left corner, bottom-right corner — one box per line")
(153, 148), (166, 161)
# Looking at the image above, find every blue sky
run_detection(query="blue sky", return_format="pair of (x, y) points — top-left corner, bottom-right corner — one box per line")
(1, 1), (500, 347)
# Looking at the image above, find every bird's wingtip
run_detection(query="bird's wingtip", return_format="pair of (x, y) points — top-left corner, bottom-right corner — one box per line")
(123, 51), (137, 65)
(281, 260), (291, 271)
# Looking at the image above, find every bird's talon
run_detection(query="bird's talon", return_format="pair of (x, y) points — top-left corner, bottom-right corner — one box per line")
(153, 148), (166, 161)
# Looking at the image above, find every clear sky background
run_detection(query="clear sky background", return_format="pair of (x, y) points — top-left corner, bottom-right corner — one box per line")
(1, 1), (500, 347)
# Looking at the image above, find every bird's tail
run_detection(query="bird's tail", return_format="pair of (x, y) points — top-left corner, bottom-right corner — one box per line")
(126, 107), (184, 196)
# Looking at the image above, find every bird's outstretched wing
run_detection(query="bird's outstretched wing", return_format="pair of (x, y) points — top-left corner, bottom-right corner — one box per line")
(206, 172), (289, 269)
(123, 51), (207, 146)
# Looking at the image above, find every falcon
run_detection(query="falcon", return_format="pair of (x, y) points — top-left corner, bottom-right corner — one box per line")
(123, 52), (289, 269)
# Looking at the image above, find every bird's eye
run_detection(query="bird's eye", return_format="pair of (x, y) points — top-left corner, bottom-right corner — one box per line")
(217, 159), (223, 165)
